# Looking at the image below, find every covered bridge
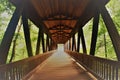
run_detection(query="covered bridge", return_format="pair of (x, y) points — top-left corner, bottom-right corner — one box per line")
(0, 0), (120, 80)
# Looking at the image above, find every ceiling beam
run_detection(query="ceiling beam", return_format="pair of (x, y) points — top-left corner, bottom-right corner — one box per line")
(49, 24), (73, 30)
(25, 2), (52, 38)
(42, 17), (79, 21)
(70, 2), (94, 37)
(41, 13), (79, 21)
(51, 31), (70, 35)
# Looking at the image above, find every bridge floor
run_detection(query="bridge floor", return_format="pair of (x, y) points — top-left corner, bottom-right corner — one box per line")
(24, 50), (97, 80)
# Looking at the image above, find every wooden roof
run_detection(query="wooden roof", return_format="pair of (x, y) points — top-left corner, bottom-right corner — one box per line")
(10, 0), (109, 44)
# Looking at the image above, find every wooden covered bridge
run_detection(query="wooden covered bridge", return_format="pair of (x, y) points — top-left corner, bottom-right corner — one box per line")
(0, 0), (120, 80)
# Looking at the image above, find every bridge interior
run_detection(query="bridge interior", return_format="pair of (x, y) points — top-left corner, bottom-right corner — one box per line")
(0, 0), (120, 80)
(23, 49), (96, 80)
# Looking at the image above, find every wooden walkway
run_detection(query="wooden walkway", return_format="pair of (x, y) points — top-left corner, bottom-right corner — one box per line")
(23, 50), (97, 80)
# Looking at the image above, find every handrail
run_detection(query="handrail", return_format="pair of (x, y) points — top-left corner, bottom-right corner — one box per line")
(0, 50), (55, 80)
(66, 51), (120, 80)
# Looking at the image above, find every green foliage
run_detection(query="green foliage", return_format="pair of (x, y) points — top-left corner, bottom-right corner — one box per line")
(0, 0), (15, 14)
(95, 0), (120, 60)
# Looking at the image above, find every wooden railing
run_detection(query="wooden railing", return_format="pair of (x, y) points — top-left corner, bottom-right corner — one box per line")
(66, 51), (120, 80)
(0, 51), (55, 80)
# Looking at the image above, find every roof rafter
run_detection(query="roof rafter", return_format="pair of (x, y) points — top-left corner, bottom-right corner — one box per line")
(51, 31), (70, 35)
(42, 14), (79, 21)
(49, 24), (73, 30)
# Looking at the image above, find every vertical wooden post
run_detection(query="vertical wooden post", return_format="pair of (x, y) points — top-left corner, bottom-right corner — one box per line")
(48, 38), (50, 51)
(90, 11), (99, 55)
(72, 35), (75, 51)
(67, 41), (69, 50)
(50, 39), (53, 50)
(46, 34), (48, 51)
(41, 32), (45, 53)
(81, 28), (87, 54)
(66, 42), (68, 50)
(35, 28), (41, 55)
(46, 34), (50, 51)
(100, 6), (120, 60)
(0, 7), (22, 64)
(22, 13), (33, 57)
(49, 39), (51, 50)
(77, 28), (81, 52)
(69, 39), (71, 50)
(74, 35), (77, 51)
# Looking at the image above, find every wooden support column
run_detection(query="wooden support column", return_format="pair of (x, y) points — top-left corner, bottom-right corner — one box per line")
(66, 42), (68, 50)
(22, 13), (33, 57)
(0, 7), (22, 64)
(35, 28), (41, 55)
(99, 6), (120, 60)
(72, 35), (75, 51)
(49, 39), (51, 50)
(67, 41), (69, 50)
(90, 11), (100, 55)
(74, 35), (77, 51)
(46, 34), (49, 51)
(81, 28), (87, 54)
(50, 39), (53, 50)
(41, 32), (45, 53)
(48, 38), (50, 51)
(77, 28), (81, 52)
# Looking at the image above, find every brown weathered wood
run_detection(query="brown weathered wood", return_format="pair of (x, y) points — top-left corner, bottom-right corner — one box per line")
(99, 6), (120, 61)
(0, 7), (22, 64)
(90, 10), (99, 55)
(35, 28), (41, 55)
(0, 51), (54, 79)
(22, 13), (33, 57)
(49, 25), (73, 30)
(23, 51), (95, 80)
(66, 51), (120, 80)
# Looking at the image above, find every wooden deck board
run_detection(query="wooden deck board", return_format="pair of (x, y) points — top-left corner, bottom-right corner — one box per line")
(24, 51), (97, 80)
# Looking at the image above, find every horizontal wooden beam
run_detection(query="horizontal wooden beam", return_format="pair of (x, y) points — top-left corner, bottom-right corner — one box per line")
(51, 31), (70, 35)
(49, 24), (73, 30)
(42, 18), (78, 21)
(52, 35), (70, 38)
(41, 13), (79, 21)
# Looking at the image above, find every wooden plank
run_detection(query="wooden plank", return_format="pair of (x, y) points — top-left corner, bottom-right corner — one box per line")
(90, 10), (100, 55)
(0, 7), (22, 64)
(99, 6), (120, 61)
(22, 13), (33, 57)
(49, 25), (73, 30)
(23, 52), (95, 80)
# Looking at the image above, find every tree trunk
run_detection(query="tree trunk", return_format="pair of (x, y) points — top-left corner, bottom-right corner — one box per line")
(104, 33), (107, 58)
